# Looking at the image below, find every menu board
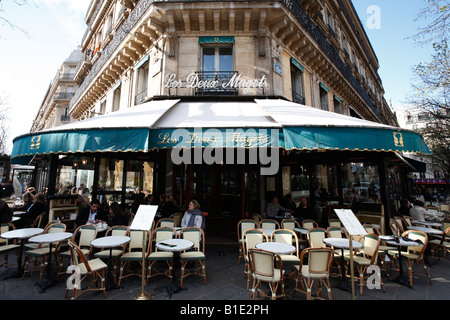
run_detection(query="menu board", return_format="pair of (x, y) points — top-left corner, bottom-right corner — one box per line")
(334, 209), (367, 236)
(130, 205), (158, 231)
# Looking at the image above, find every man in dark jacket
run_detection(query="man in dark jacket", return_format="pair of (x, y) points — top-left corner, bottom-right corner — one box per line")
(76, 199), (107, 226)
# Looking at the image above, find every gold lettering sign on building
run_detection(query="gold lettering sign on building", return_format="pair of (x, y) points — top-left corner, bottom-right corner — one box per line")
(393, 132), (404, 147)
(30, 135), (41, 150)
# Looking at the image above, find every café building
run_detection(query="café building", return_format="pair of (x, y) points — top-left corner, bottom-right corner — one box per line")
(11, 0), (429, 237)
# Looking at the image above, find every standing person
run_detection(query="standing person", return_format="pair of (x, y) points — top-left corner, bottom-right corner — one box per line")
(181, 200), (205, 230)
(76, 199), (107, 226)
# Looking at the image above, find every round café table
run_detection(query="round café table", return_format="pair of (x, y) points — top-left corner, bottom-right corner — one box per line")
(28, 232), (73, 293)
(407, 225), (443, 235)
(255, 241), (295, 255)
(380, 235), (420, 288)
(258, 228), (275, 237)
(91, 235), (130, 290)
(323, 238), (363, 292)
(156, 238), (194, 296)
(294, 227), (308, 235)
(1, 228), (44, 279)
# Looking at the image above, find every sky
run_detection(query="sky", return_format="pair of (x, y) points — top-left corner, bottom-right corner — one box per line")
(0, 0), (436, 154)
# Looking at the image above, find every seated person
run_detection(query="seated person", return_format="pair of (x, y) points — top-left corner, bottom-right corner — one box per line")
(12, 193), (47, 228)
(109, 202), (131, 226)
(76, 199), (107, 226)
(13, 191), (34, 212)
(181, 200), (205, 230)
(265, 196), (293, 218)
(295, 196), (315, 221)
(398, 199), (411, 217)
(0, 199), (13, 223)
(409, 200), (427, 222)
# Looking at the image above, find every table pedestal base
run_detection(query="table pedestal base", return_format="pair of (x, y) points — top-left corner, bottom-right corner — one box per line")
(390, 274), (412, 288)
(34, 277), (56, 293)
(166, 252), (187, 297)
(336, 279), (352, 293)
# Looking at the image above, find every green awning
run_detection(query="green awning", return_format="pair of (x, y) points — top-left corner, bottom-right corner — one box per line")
(283, 126), (430, 153)
(11, 99), (430, 164)
(11, 128), (149, 160)
(199, 36), (234, 44)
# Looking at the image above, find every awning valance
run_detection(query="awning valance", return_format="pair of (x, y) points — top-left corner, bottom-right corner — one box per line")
(11, 99), (430, 164)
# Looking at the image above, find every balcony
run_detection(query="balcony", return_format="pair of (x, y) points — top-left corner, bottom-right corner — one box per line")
(292, 91), (306, 105)
(194, 71), (239, 96)
(54, 92), (75, 100)
(135, 88), (148, 105)
(60, 115), (70, 122)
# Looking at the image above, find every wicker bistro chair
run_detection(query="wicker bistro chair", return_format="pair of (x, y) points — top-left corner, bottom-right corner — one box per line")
(117, 229), (149, 287)
(259, 219), (280, 230)
(0, 223), (20, 268)
(389, 218), (402, 236)
(248, 248), (286, 300)
(363, 224), (395, 276)
(146, 226), (176, 283)
(281, 219), (300, 231)
(22, 223), (67, 281)
(345, 233), (386, 295)
(242, 228), (269, 290)
(429, 227), (450, 259)
(93, 226), (129, 282)
(403, 216), (414, 227)
(179, 227), (207, 287)
(169, 212), (183, 227)
(302, 219), (319, 230)
(271, 229), (300, 265)
(237, 219), (257, 264)
(328, 219), (342, 228)
(57, 224), (98, 281)
(388, 230), (432, 287)
(64, 240), (107, 300)
(439, 204), (449, 214)
(293, 247), (334, 300)
(326, 227), (348, 275)
(156, 218), (176, 228)
(307, 228), (327, 248)
(31, 212), (47, 229)
(394, 216), (406, 233)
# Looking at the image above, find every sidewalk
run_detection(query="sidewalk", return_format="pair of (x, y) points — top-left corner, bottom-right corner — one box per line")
(0, 238), (448, 304)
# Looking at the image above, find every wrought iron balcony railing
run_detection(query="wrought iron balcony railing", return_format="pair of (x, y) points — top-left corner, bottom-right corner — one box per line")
(194, 71), (239, 96)
(292, 91), (306, 105)
(135, 88), (148, 105)
(54, 92), (75, 100)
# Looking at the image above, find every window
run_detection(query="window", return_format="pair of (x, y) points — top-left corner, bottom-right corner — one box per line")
(135, 61), (149, 105)
(202, 46), (233, 72)
(112, 84), (121, 112)
(197, 39), (235, 95)
(100, 100), (106, 115)
(320, 86), (329, 111)
(334, 97), (341, 114)
(291, 61), (305, 104)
